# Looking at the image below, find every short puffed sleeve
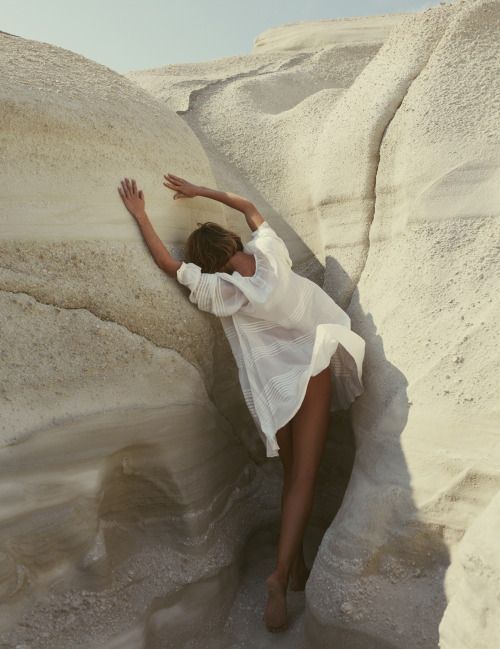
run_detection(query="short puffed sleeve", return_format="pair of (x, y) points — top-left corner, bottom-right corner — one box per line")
(251, 221), (292, 268)
(176, 262), (249, 317)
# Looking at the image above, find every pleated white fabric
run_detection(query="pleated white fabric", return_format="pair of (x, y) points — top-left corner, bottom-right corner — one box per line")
(176, 221), (365, 457)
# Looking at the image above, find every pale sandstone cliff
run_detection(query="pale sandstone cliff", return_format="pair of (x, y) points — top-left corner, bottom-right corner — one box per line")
(1, 2), (498, 648)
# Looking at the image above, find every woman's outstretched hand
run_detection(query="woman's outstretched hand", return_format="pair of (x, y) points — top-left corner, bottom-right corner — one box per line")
(118, 177), (146, 220)
(163, 172), (199, 200)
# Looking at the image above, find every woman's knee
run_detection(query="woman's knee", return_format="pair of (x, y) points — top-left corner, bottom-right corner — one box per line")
(290, 462), (321, 489)
(290, 393), (331, 478)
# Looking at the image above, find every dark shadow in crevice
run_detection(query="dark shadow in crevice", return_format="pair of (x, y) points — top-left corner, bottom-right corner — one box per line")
(304, 266), (450, 649)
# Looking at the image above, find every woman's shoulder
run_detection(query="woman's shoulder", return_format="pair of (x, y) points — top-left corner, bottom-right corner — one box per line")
(250, 220), (276, 241)
(222, 248), (282, 306)
(247, 221), (293, 269)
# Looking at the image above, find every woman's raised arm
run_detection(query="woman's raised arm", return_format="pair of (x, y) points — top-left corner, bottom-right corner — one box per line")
(164, 172), (264, 232)
(118, 177), (181, 278)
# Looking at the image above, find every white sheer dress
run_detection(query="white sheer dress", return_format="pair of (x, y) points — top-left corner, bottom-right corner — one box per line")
(176, 221), (365, 457)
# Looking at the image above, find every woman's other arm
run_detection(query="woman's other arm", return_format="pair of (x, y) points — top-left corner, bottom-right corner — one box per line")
(163, 172), (264, 232)
(134, 212), (181, 277)
(118, 177), (181, 278)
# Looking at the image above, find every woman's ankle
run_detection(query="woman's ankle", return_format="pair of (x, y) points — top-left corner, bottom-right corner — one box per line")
(268, 566), (289, 589)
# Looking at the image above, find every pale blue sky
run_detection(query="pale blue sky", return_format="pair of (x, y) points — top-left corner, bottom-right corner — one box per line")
(2, 0), (441, 73)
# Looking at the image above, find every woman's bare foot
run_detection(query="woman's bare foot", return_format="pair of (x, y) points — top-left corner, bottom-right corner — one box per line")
(264, 572), (288, 632)
(289, 556), (310, 591)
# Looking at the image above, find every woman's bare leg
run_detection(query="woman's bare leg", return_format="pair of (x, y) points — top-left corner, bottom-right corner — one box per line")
(264, 367), (332, 631)
(276, 422), (309, 591)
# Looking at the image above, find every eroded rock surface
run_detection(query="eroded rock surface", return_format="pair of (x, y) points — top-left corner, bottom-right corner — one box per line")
(130, 2), (500, 648)
(305, 2), (500, 648)
(1, 2), (499, 648)
(0, 32), (264, 649)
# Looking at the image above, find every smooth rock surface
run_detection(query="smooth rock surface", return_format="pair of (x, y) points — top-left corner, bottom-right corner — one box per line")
(252, 14), (410, 53)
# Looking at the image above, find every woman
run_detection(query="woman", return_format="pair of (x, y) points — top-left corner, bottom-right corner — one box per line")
(117, 174), (365, 632)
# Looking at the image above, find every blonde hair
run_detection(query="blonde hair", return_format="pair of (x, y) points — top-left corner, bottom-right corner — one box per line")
(186, 221), (243, 273)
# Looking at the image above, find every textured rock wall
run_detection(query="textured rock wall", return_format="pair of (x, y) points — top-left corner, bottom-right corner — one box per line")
(1, 2), (499, 647)
(127, 15), (404, 288)
(0, 33), (265, 648)
(439, 492), (500, 649)
(305, 2), (500, 647)
(0, 15), (394, 646)
(130, 2), (500, 647)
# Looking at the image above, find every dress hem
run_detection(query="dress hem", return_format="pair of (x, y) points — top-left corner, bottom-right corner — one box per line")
(260, 324), (365, 458)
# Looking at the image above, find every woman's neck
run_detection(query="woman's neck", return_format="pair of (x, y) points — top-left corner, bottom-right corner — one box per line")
(222, 251), (256, 276)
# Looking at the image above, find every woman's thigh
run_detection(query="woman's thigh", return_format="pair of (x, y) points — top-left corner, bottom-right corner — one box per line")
(276, 421), (293, 475)
(290, 367), (332, 482)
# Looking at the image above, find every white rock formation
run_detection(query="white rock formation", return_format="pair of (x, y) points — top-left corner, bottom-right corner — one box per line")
(252, 14), (410, 53)
(1, 1), (499, 647)
(130, 2), (500, 647)
(0, 31), (269, 649)
(305, 2), (500, 648)
(126, 13), (405, 286)
(439, 491), (500, 649)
